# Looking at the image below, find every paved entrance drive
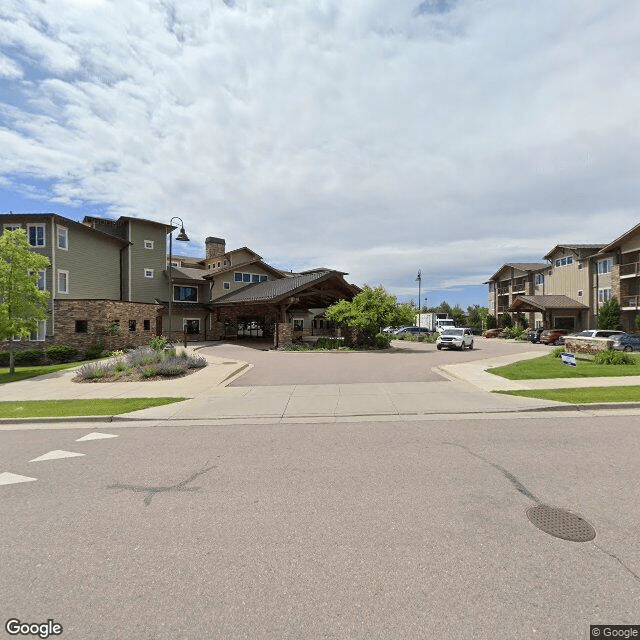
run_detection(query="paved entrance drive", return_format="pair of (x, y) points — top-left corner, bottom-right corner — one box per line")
(200, 338), (554, 386)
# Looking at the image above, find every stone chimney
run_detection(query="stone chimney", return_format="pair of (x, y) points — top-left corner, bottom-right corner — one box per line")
(205, 237), (226, 259)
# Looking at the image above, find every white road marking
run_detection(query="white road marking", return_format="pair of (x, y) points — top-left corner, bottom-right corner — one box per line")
(76, 432), (119, 442)
(29, 450), (85, 462)
(0, 472), (37, 486)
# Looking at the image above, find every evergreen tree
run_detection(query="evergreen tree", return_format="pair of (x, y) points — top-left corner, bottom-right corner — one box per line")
(596, 299), (622, 330)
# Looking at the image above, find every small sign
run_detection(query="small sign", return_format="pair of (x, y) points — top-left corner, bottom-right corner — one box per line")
(561, 352), (576, 367)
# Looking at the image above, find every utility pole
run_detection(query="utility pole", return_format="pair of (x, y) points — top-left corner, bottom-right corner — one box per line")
(416, 270), (422, 328)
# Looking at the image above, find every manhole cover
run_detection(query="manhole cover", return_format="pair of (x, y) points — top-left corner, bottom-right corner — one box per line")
(526, 505), (596, 542)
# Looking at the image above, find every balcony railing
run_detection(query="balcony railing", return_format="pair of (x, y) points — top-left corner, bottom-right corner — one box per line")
(620, 262), (640, 278)
(622, 295), (640, 309)
(497, 287), (509, 295)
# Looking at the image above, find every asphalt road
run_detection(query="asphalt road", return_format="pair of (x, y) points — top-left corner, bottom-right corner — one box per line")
(202, 337), (554, 386)
(1, 412), (638, 639)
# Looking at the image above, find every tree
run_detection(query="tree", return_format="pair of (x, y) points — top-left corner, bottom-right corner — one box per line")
(467, 305), (490, 330)
(450, 304), (465, 325)
(596, 298), (622, 330)
(0, 229), (51, 374)
(498, 312), (513, 328)
(325, 285), (415, 346)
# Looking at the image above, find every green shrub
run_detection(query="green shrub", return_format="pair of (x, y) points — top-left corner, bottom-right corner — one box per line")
(15, 349), (45, 364)
(155, 357), (188, 376)
(552, 347), (565, 358)
(126, 347), (162, 367)
(45, 345), (79, 362)
(373, 333), (392, 348)
(149, 336), (168, 351)
(104, 322), (122, 336)
(315, 338), (348, 349)
(418, 332), (439, 343)
(187, 355), (208, 369)
(113, 361), (130, 373)
(592, 349), (635, 365)
(141, 366), (158, 378)
(85, 342), (105, 360)
(402, 334), (417, 342)
(0, 351), (8, 366)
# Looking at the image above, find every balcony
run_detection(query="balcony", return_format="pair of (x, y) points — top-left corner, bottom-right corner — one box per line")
(620, 262), (640, 278)
(497, 287), (509, 295)
(622, 295), (640, 310)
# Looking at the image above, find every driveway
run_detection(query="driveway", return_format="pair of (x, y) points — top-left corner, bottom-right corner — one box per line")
(198, 338), (554, 386)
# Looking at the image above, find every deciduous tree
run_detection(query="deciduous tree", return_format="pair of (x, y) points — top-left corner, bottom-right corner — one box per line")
(0, 229), (51, 374)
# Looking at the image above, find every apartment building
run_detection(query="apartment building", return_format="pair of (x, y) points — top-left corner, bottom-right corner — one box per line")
(487, 223), (640, 332)
(1, 213), (358, 350)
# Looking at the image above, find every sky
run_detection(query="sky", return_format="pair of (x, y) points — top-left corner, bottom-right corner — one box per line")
(1, 0), (639, 310)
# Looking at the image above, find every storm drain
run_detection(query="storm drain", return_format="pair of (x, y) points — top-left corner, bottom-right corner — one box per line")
(526, 505), (596, 542)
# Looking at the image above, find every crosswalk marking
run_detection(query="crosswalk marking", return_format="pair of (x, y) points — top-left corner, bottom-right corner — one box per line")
(76, 432), (119, 442)
(29, 450), (85, 462)
(0, 472), (37, 486)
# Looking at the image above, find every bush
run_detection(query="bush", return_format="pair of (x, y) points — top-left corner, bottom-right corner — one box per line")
(113, 361), (130, 373)
(315, 338), (348, 349)
(187, 355), (208, 369)
(155, 357), (188, 376)
(592, 349), (635, 365)
(85, 341), (104, 360)
(149, 336), (168, 351)
(78, 362), (113, 380)
(45, 345), (79, 362)
(126, 347), (161, 367)
(552, 347), (565, 358)
(373, 333), (392, 348)
(15, 349), (45, 364)
(0, 351), (8, 366)
(141, 366), (158, 378)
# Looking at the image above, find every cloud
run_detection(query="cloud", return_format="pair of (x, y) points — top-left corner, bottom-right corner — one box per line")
(0, 0), (639, 300)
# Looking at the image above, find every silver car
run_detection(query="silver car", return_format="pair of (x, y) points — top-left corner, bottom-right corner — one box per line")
(436, 328), (474, 350)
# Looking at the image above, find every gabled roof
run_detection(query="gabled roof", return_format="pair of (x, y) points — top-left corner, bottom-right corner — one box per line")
(597, 222), (640, 255)
(167, 266), (210, 282)
(83, 214), (172, 230)
(508, 295), (588, 312)
(1, 212), (129, 246)
(202, 258), (286, 280)
(543, 244), (605, 260)
(210, 269), (355, 306)
(486, 263), (548, 282)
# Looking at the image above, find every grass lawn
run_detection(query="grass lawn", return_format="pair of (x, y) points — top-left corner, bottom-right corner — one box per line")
(496, 386), (640, 404)
(0, 397), (186, 418)
(0, 361), (85, 385)
(487, 353), (640, 380)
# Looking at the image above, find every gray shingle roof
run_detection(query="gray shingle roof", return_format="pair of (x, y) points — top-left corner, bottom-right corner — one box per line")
(509, 295), (588, 311)
(168, 266), (208, 281)
(212, 270), (345, 304)
(486, 263), (548, 282)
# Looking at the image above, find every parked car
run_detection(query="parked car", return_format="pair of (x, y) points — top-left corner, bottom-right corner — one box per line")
(393, 326), (433, 337)
(539, 329), (569, 345)
(609, 333), (640, 352)
(527, 327), (544, 343)
(575, 330), (626, 339)
(436, 328), (474, 350)
(482, 328), (502, 338)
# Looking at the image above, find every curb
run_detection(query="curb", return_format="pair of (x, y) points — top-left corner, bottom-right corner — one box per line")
(3, 401), (640, 425)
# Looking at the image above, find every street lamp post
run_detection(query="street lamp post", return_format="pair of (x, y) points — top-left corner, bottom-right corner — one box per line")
(416, 270), (422, 329)
(167, 217), (190, 343)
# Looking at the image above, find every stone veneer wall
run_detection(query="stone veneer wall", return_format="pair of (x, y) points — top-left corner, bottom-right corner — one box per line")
(54, 299), (159, 350)
(611, 264), (621, 303)
(564, 336), (613, 354)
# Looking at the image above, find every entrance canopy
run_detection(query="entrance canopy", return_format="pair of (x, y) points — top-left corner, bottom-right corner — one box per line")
(508, 295), (588, 313)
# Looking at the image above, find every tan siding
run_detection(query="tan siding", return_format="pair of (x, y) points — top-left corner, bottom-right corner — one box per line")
(210, 264), (273, 300)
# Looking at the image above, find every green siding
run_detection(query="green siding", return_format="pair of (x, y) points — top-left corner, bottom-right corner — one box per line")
(55, 224), (121, 299)
(128, 221), (168, 303)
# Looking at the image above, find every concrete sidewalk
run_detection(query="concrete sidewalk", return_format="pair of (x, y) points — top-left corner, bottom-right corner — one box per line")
(2, 346), (640, 424)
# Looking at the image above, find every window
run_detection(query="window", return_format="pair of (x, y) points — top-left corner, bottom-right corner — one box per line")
(57, 270), (69, 294)
(184, 319), (200, 334)
(243, 273), (251, 283)
(129, 320), (137, 331)
(170, 261), (179, 267)
(577, 290), (583, 297)
(4, 224), (21, 232)
(57, 225), (68, 250)
(566, 256), (573, 265)
(224, 260), (228, 266)
(234, 272), (243, 282)
(598, 288), (612, 303)
(560, 257), (567, 266)
(578, 261), (584, 270)
(252, 274), (260, 283)
(29, 320), (46, 341)
(173, 285), (198, 302)
(143, 319), (150, 331)
(75, 320), (88, 333)
(534, 273), (544, 285)
(217, 262), (221, 267)
(223, 282), (230, 290)
(554, 259), (560, 267)
(597, 258), (613, 275)
(292, 318), (304, 331)
(235, 271), (265, 283)
(144, 240), (154, 249)
(260, 276), (268, 282)
(27, 224), (45, 247)
(144, 268), (154, 278)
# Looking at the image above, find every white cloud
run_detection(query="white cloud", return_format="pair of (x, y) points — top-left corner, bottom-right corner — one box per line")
(0, 0), (639, 301)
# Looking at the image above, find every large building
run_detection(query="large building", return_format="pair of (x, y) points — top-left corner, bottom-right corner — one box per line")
(0, 213), (358, 350)
(486, 222), (640, 332)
